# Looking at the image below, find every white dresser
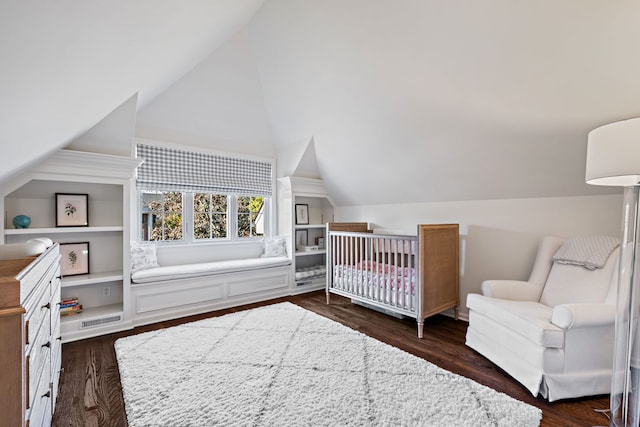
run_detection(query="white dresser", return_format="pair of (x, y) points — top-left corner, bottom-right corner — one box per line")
(0, 244), (61, 427)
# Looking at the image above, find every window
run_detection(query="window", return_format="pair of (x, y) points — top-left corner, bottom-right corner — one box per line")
(194, 193), (227, 239)
(140, 191), (268, 242)
(141, 191), (183, 241)
(135, 143), (274, 244)
(237, 196), (264, 238)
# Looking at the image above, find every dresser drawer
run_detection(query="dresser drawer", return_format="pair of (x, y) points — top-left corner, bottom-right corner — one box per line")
(24, 285), (52, 350)
(26, 315), (51, 410)
(19, 248), (59, 302)
(26, 360), (53, 427)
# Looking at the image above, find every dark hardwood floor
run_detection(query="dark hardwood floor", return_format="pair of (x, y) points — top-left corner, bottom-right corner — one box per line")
(52, 291), (610, 427)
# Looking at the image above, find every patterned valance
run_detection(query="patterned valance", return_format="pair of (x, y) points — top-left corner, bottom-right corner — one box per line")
(136, 144), (272, 196)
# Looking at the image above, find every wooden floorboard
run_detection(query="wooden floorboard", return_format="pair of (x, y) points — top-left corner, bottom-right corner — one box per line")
(52, 291), (610, 427)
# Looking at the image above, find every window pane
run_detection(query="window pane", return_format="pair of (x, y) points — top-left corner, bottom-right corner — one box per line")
(163, 213), (183, 240)
(164, 192), (182, 214)
(237, 196), (265, 238)
(237, 196), (250, 213)
(237, 213), (251, 237)
(163, 192), (183, 240)
(211, 194), (227, 213)
(193, 193), (227, 240)
(212, 213), (227, 238)
(251, 197), (264, 213)
(194, 213), (211, 239)
(141, 191), (183, 241)
(194, 193), (210, 213)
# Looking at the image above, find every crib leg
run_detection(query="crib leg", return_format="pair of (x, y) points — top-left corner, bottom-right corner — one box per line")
(417, 320), (424, 339)
(326, 291), (331, 305)
(454, 306), (459, 320)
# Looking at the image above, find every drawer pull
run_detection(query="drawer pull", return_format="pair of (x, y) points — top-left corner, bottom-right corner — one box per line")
(57, 336), (62, 341)
(42, 341), (51, 348)
(41, 391), (50, 399)
(41, 302), (51, 310)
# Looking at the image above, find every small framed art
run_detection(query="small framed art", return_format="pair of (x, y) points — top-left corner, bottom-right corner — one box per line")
(295, 229), (308, 251)
(60, 242), (90, 276)
(56, 193), (89, 227)
(295, 204), (309, 225)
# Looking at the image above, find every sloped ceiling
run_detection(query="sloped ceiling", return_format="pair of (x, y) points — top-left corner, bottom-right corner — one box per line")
(0, 0), (264, 181)
(248, 0), (640, 205)
(2, 1), (638, 207)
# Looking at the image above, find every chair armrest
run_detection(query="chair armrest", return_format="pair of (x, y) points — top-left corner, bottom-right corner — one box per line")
(481, 280), (541, 301)
(551, 304), (616, 329)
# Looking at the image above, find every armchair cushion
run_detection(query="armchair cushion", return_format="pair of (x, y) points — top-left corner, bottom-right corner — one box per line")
(466, 294), (563, 348)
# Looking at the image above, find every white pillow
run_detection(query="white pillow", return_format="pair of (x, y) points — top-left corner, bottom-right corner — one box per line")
(130, 241), (159, 273)
(261, 236), (286, 258)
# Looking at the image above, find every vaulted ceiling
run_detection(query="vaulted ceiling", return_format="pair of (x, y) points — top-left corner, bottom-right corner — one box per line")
(2, 1), (638, 206)
(0, 0), (265, 180)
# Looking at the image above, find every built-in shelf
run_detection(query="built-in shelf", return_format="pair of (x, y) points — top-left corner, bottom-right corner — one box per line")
(295, 249), (327, 256)
(61, 271), (123, 288)
(295, 276), (326, 286)
(295, 224), (326, 229)
(5, 226), (123, 235)
(59, 303), (123, 325)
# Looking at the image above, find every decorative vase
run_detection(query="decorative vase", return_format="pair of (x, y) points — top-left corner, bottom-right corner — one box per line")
(12, 214), (31, 229)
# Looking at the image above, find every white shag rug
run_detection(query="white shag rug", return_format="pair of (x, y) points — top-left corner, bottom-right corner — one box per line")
(115, 302), (542, 427)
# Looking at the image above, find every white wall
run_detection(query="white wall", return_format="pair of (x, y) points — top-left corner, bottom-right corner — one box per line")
(135, 29), (276, 158)
(336, 194), (623, 319)
(66, 94), (138, 157)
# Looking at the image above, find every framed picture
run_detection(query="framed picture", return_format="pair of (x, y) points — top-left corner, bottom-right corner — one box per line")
(60, 242), (90, 276)
(56, 193), (89, 227)
(295, 229), (308, 251)
(295, 204), (309, 225)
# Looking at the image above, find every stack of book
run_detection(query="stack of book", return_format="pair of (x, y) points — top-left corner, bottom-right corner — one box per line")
(60, 297), (82, 316)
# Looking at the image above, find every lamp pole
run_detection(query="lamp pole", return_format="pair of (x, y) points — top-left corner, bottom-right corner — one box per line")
(610, 186), (640, 426)
(586, 117), (640, 426)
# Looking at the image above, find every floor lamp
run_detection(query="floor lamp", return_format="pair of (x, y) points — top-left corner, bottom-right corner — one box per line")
(586, 118), (640, 427)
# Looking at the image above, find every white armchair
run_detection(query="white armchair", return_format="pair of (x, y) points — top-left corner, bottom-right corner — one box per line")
(466, 236), (620, 401)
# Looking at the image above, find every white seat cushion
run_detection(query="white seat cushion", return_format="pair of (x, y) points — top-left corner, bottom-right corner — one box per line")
(131, 256), (291, 284)
(466, 294), (564, 348)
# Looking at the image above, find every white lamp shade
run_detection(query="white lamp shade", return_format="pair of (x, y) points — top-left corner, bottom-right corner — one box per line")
(586, 118), (640, 186)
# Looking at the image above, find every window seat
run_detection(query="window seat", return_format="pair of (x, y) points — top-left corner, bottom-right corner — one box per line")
(130, 254), (292, 327)
(131, 256), (291, 284)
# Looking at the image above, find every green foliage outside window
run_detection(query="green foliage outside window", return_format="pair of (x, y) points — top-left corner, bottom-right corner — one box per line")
(237, 196), (264, 237)
(194, 193), (228, 239)
(141, 192), (265, 242)
(142, 191), (183, 241)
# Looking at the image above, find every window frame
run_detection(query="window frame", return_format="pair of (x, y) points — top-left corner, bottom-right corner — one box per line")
(138, 190), (272, 245)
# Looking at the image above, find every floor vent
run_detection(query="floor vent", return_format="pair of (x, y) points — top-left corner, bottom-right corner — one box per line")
(81, 315), (122, 329)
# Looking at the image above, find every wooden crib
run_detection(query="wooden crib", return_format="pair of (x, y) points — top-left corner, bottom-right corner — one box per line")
(326, 222), (459, 338)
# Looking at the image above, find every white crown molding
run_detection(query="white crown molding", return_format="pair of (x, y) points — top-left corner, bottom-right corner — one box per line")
(34, 149), (142, 179)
